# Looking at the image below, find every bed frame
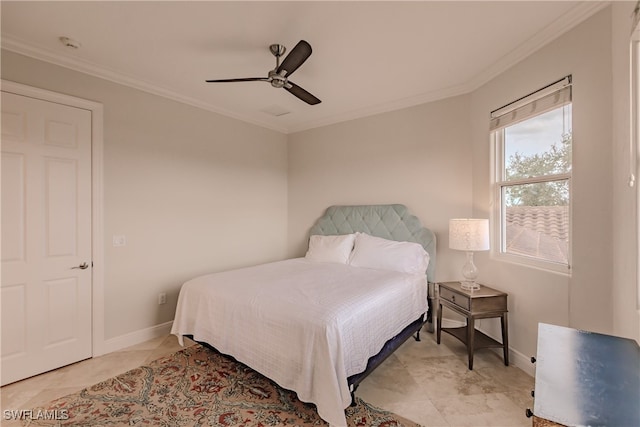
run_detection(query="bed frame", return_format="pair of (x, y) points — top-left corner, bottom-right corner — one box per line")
(308, 204), (437, 404)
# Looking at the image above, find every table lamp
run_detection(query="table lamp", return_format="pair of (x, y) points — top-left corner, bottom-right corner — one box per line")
(449, 218), (490, 290)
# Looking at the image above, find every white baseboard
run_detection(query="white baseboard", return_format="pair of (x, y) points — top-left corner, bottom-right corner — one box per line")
(478, 325), (535, 377)
(98, 321), (173, 356)
(502, 345), (535, 377)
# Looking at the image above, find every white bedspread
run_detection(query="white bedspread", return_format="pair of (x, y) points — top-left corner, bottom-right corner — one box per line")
(171, 258), (428, 427)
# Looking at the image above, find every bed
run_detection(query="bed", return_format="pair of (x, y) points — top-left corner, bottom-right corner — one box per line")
(171, 204), (436, 426)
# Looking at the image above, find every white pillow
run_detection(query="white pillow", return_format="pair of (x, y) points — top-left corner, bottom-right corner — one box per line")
(305, 234), (356, 264)
(349, 232), (430, 275)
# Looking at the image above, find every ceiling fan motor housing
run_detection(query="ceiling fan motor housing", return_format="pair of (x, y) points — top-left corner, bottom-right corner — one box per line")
(268, 70), (287, 88)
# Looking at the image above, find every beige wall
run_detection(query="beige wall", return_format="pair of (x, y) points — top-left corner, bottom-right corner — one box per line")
(1, 51), (289, 340)
(287, 95), (472, 280)
(288, 7), (637, 361)
(611, 1), (640, 341)
(3, 3), (638, 358)
(470, 8), (614, 356)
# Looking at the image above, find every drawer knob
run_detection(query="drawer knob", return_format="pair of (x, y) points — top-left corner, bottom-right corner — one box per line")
(525, 408), (533, 418)
(451, 295), (456, 302)
(531, 356), (537, 364)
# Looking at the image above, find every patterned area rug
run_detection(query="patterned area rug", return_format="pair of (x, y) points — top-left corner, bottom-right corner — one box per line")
(23, 344), (421, 426)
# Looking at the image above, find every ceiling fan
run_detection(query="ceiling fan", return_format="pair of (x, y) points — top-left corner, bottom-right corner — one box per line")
(206, 40), (321, 105)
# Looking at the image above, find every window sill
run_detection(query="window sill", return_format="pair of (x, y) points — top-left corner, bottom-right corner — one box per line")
(490, 251), (571, 276)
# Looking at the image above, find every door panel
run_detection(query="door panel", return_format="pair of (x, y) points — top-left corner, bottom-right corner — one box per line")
(45, 119), (79, 149)
(1, 152), (26, 263)
(1, 91), (92, 385)
(45, 157), (78, 257)
(1, 110), (27, 142)
(45, 277), (79, 346)
(0, 284), (27, 357)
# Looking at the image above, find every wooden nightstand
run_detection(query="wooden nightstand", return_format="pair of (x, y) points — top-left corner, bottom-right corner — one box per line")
(436, 281), (509, 370)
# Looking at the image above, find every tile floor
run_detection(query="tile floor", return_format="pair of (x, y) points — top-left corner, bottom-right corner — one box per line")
(1, 330), (534, 426)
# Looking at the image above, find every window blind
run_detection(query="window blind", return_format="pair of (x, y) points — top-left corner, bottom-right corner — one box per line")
(489, 76), (572, 132)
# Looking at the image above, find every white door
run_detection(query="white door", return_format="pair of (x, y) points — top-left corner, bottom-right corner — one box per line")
(1, 91), (93, 385)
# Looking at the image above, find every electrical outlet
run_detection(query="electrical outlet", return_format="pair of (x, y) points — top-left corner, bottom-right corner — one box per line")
(113, 235), (126, 247)
(158, 293), (167, 305)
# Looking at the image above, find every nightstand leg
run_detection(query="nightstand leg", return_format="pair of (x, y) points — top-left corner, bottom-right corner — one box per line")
(501, 313), (509, 366)
(436, 303), (443, 344)
(467, 317), (475, 370)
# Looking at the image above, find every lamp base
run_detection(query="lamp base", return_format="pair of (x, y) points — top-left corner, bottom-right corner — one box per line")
(460, 281), (480, 291)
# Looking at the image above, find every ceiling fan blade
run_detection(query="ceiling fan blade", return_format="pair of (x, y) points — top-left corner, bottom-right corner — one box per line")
(205, 77), (269, 83)
(276, 40), (312, 77)
(285, 81), (321, 105)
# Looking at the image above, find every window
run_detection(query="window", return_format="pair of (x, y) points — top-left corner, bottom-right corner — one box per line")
(490, 77), (572, 272)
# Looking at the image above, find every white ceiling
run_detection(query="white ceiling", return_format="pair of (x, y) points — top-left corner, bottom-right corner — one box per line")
(1, 1), (606, 134)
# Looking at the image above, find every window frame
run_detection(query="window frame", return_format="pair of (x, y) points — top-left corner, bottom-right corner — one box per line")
(631, 7), (640, 312)
(490, 92), (573, 275)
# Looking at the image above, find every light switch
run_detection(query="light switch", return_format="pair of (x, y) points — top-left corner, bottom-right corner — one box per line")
(113, 235), (126, 247)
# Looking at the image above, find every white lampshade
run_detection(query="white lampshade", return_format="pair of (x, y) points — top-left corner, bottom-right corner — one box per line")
(449, 219), (490, 251)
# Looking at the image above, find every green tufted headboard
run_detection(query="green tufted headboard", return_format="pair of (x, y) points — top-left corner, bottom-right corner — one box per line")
(309, 204), (437, 283)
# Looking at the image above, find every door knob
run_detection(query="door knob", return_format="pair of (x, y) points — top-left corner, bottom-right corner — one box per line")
(72, 262), (89, 270)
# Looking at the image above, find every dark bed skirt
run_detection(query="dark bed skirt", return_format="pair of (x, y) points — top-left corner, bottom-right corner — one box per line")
(185, 310), (428, 406)
(346, 313), (426, 392)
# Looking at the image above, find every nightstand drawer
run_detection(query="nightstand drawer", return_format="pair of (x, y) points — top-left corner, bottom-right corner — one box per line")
(440, 286), (470, 310)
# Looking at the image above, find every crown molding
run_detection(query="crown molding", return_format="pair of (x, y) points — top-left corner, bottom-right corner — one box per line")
(287, 81), (472, 133)
(465, 1), (610, 93)
(1, 1), (609, 135)
(290, 1), (610, 133)
(1, 35), (288, 134)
